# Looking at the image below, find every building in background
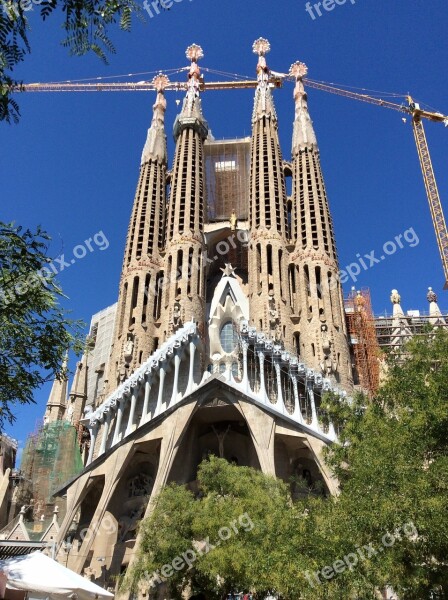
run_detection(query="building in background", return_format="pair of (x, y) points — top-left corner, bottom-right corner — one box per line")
(3, 305), (117, 536)
(86, 304), (117, 408)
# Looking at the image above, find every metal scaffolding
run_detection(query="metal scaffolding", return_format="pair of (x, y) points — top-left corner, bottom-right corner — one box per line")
(204, 137), (250, 222)
(345, 288), (380, 396)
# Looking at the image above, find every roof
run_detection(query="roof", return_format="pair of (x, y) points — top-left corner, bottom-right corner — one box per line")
(0, 540), (48, 559)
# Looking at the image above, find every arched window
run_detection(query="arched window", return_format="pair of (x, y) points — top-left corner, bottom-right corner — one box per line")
(220, 321), (237, 353)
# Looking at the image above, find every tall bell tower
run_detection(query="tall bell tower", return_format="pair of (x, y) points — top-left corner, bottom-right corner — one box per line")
(288, 61), (353, 388)
(105, 74), (169, 393)
(248, 38), (291, 341)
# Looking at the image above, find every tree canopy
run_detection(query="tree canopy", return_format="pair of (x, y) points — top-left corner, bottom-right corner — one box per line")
(1, 0), (144, 123)
(0, 221), (83, 428)
(124, 330), (448, 599)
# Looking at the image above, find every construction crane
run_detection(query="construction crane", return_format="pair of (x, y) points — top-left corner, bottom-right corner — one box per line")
(17, 70), (448, 289)
(301, 78), (448, 290)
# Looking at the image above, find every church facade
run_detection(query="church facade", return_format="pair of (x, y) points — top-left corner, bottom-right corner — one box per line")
(52, 39), (355, 588)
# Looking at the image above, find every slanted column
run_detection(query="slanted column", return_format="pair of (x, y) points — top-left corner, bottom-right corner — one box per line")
(170, 349), (181, 405)
(155, 365), (166, 416)
(291, 374), (303, 424)
(112, 398), (125, 446)
(99, 410), (112, 455)
(125, 386), (138, 436)
(274, 361), (284, 409)
(307, 378), (318, 428)
(257, 350), (267, 401)
(139, 375), (153, 426)
(186, 340), (196, 394)
(87, 423), (99, 465)
(241, 341), (249, 394)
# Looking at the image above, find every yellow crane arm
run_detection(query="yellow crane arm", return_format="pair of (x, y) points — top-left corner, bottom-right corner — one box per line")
(19, 77), (283, 93)
(303, 78), (448, 289)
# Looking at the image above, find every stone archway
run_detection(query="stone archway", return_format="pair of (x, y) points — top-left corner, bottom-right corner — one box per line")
(167, 399), (261, 488)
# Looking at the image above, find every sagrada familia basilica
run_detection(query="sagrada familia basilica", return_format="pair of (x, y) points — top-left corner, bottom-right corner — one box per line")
(1, 39), (446, 593)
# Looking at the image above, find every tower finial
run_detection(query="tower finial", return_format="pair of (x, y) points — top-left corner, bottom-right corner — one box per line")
(174, 44), (208, 139)
(427, 286), (437, 304)
(290, 60), (317, 152)
(141, 73), (169, 165)
(252, 38), (270, 83)
(186, 43), (204, 92)
(427, 286), (446, 325)
(153, 72), (169, 93)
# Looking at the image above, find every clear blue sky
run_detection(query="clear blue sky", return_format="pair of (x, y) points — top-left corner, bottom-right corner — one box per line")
(2, 0), (448, 451)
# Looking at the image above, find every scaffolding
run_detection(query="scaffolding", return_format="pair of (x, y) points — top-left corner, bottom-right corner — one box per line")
(19, 421), (84, 520)
(204, 137), (250, 222)
(345, 288), (380, 396)
(374, 310), (448, 351)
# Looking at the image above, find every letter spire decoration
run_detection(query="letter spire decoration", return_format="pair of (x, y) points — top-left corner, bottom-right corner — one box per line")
(141, 73), (169, 165)
(252, 37), (277, 122)
(290, 61), (318, 152)
(174, 43), (208, 139)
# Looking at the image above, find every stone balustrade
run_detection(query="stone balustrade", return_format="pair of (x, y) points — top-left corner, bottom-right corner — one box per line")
(83, 320), (348, 466)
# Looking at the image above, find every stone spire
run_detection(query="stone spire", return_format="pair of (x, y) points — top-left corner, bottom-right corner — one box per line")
(106, 75), (169, 390)
(173, 44), (208, 140)
(248, 39), (290, 341)
(427, 286), (446, 326)
(44, 352), (68, 423)
(290, 62), (318, 152)
(390, 289), (412, 348)
(141, 73), (169, 164)
(66, 355), (88, 424)
(288, 61), (352, 389)
(160, 45), (209, 339)
(251, 38), (277, 123)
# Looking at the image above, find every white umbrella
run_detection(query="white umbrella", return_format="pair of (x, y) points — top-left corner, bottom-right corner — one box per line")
(0, 551), (114, 600)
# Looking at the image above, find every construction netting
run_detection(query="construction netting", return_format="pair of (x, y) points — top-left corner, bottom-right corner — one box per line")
(204, 137), (250, 222)
(19, 421), (84, 519)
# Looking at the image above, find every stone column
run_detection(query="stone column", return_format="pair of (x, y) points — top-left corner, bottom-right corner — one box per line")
(99, 410), (112, 455)
(87, 423), (99, 465)
(112, 398), (125, 446)
(139, 376), (152, 426)
(155, 365), (166, 416)
(186, 340), (196, 394)
(257, 350), (267, 402)
(125, 387), (138, 436)
(170, 349), (181, 405)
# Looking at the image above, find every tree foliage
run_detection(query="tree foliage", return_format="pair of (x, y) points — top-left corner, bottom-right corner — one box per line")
(0, 221), (83, 428)
(125, 331), (448, 599)
(323, 330), (448, 599)
(0, 0), (145, 122)
(123, 456), (335, 599)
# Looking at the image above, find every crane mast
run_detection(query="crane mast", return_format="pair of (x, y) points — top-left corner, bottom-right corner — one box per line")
(410, 105), (448, 289)
(302, 79), (448, 290)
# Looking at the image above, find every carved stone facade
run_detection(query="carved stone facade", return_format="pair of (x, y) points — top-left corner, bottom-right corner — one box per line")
(51, 40), (355, 594)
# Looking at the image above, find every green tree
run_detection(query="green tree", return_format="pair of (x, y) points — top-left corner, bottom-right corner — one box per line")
(124, 456), (336, 599)
(0, 221), (83, 428)
(324, 329), (448, 599)
(0, 0), (146, 123)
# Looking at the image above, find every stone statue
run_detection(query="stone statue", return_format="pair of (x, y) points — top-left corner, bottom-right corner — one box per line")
(172, 301), (182, 331)
(123, 335), (134, 361)
(128, 473), (153, 498)
(230, 210), (237, 231)
(212, 424), (231, 458)
(390, 289), (401, 305)
(320, 324), (331, 355)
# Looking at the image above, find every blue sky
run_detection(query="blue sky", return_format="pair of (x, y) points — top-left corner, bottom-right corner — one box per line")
(2, 0), (448, 449)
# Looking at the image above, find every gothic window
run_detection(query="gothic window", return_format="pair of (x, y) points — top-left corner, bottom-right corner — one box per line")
(220, 322), (237, 353)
